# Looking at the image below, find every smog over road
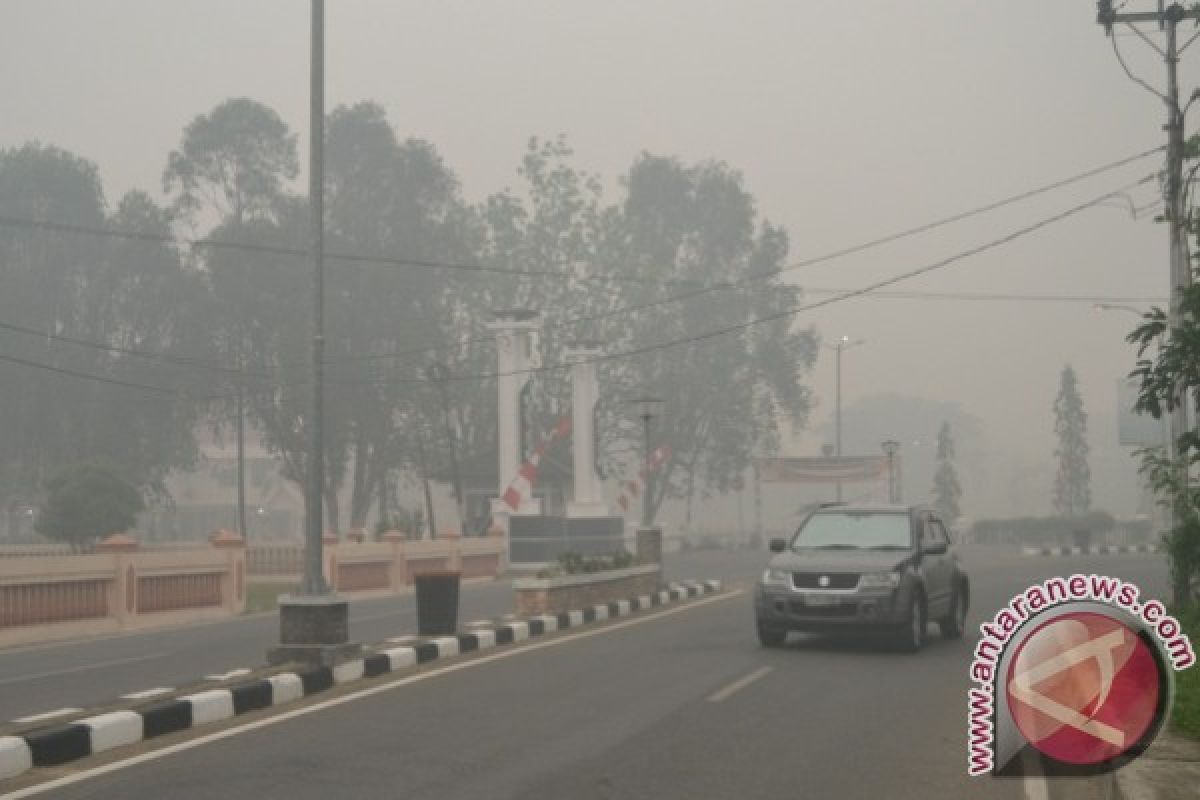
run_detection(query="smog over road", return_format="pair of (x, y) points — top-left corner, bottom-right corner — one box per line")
(0, 2), (1198, 799)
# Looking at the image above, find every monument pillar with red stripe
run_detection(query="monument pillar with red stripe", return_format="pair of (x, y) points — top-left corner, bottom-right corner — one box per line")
(488, 309), (543, 533)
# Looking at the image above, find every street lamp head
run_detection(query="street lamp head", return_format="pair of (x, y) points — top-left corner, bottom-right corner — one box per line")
(881, 440), (900, 456)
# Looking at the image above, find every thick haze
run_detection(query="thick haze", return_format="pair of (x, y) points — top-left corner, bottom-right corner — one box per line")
(2, 0), (1192, 518)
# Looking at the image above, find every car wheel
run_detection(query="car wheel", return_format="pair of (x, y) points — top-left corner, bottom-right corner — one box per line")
(757, 621), (787, 648)
(896, 594), (925, 653)
(939, 585), (967, 640)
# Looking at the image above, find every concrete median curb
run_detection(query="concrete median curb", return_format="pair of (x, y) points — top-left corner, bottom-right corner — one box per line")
(0, 578), (723, 784)
(1020, 544), (1160, 557)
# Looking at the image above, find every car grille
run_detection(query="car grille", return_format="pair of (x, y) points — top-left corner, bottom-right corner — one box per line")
(791, 572), (859, 590)
(789, 601), (857, 617)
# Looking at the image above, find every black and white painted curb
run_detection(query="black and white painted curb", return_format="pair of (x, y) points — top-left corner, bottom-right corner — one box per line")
(1021, 544), (1160, 557)
(0, 579), (723, 782)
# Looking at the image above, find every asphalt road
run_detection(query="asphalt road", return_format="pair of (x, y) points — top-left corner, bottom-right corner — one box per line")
(6, 546), (1171, 800)
(0, 550), (759, 720)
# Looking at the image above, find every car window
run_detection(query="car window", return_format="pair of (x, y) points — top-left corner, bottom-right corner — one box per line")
(792, 511), (912, 550)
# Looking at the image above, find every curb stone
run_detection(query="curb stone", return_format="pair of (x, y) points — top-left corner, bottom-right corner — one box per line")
(0, 578), (722, 783)
(1113, 728), (1200, 800)
(1021, 544), (1161, 557)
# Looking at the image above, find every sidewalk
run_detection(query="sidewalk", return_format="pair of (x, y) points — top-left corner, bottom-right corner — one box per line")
(1114, 727), (1200, 800)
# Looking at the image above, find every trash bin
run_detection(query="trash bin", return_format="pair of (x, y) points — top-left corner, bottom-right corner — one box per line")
(414, 570), (461, 635)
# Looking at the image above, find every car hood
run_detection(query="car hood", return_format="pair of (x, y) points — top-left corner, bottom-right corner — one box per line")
(768, 549), (915, 574)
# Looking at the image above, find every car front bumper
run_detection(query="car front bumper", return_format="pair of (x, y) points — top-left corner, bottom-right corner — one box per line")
(754, 582), (913, 631)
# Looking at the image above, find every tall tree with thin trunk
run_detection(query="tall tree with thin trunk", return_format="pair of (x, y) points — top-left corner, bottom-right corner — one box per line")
(931, 421), (961, 523)
(1053, 364), (1091, 518)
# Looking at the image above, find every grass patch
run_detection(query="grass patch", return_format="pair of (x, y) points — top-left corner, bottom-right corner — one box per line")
(244, 581), (296, 614)
(1172, 605), (1200, 740)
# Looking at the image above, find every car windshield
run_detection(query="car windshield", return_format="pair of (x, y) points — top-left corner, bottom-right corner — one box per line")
(792, 511), (912, 550)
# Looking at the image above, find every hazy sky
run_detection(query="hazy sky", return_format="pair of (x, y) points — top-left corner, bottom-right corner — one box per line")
(2, 1), (1194, 517)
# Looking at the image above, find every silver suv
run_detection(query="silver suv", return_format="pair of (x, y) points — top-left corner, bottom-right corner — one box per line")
(754, 504), (969, 652)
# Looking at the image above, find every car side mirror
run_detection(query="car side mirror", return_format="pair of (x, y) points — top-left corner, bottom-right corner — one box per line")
(769, 538), (787, 553)
(922, 541), (948, 556)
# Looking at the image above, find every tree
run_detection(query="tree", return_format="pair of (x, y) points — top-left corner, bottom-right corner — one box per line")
(0, 143), (202, 509)
(1052, 365), (1091, 518)
(36, 464), (145, 551)
(163, 97), (298, 226)
(931, 421), (962, 523)
(1129, 287), (1200, 607)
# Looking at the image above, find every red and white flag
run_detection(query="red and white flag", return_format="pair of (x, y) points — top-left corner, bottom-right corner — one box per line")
(498, 415), (572, 512)
(616, 444), (672, 513)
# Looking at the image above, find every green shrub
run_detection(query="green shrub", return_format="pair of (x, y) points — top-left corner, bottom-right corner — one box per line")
(36, 464), (144, 551)
(1173, 605), (1200, 741)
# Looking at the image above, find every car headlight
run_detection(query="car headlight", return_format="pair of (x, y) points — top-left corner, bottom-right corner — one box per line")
(761, 568), (790, 586)
(858, 571), (902, 589)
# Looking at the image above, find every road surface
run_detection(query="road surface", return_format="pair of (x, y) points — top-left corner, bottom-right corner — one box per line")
(3, 545), (1170, 799)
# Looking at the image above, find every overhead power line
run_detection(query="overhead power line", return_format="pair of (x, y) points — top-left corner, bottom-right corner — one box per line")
(0, 319), (268, 379)
(0, 352), (186, 396)
(320, 173), (1159, 389)
(0, 150), (1163, 384)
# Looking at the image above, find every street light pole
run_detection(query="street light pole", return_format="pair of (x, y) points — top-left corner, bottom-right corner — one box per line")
(828, 336), (865, 502)
(882, 440), (900, 504)
(641, 411), (653, 529)
(630, 396), (664, 528)
(427, 362), (466, 535)
(302, 0), (327, 596)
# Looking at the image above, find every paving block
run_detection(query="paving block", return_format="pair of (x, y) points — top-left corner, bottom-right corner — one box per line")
(0, 736), (32, 780)
(267, 673), (304, 706)
(182, 689), (234, 726)
(79, 711), (142, 753)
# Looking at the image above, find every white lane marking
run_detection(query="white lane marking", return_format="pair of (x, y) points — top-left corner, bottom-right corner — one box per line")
(5, 589), (741, 799)
(11, 708), (81, 724)
(120, 688), (173, 701)
(706, 666), (774, 704)
(1020, 748), (1050, 800)
(0, 653), (168, 686)
(203, 668), (251, 682)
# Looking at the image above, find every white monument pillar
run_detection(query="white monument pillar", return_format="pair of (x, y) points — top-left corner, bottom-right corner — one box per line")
(489, 310), (542, 525)
(565, 343), (607, 518)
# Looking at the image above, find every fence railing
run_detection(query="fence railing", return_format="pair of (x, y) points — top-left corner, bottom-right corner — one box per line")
(0, 533), (246, 648)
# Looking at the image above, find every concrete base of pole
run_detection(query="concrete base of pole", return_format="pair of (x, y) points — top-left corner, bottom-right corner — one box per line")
(636, 527), (663, 568)
(267, 595), (359, 667)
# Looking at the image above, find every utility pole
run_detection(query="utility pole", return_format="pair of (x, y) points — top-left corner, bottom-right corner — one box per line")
(427, 362), (466, 535)
(236, 360), (247, 540)
(1098, 1), (1200, 607)
(303, 0), (327, 596)
(269, 0), (350, 668)
(829, 336), (865, 502)
(414, 423), (438, 540)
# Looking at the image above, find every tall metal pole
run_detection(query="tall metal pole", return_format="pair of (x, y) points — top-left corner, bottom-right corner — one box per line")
(1098, 0), (1200, 614)
(642, 412), (652, 529)
(302, 0), (327, 596)
(430, 365), (466, 534)
(415, 425), (438, 540)
(835, 341), (843, 502)
(1166, 6), (1194, 607)
(236, 368), (247, 539)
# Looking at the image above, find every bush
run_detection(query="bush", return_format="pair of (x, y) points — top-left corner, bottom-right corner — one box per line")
(537, 550), (636, 579)
(1173, 606), (1200, 740)
(36, 464), (145, 551)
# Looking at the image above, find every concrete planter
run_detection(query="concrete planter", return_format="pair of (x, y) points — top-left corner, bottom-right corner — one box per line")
(512, 563), (661, 615)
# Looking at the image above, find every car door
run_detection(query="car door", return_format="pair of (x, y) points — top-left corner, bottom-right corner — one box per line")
(913, 512), (939, 607)
(924, 517), (953, 616)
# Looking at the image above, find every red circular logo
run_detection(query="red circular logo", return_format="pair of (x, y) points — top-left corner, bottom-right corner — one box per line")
(1005, 612), (1163, 765)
